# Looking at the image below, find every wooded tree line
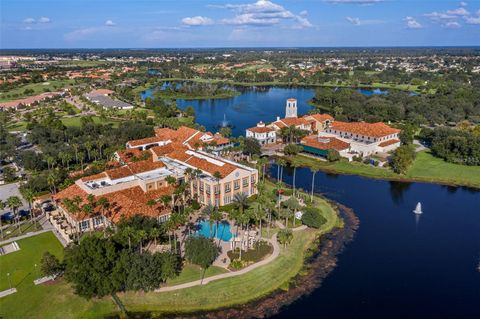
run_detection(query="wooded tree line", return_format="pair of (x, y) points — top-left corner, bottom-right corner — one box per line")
(421, 127), (480, 166)
(311, 83), (480, 125)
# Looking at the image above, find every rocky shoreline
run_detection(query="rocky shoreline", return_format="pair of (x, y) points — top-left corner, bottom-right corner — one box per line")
(126, 202), (359, 319)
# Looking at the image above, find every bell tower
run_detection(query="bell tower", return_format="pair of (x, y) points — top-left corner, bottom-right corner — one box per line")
(285, 98), (297, 118)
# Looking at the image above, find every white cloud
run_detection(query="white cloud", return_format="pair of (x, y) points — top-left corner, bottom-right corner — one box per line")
(404, 16), (422, 29)
(346, 16), (361, 25)
(218, 1), (312, 28)
(105, 20), (116, 26)
(181, 16), (214, 26)
(460, 2), (467, 7)
(38, 17), (51, 23)
(444, 21), (461, 28)
(464, 16), (480, 24)
(446, 7), (470, 16)
(299, 10), (308, 17)
(424, 11), (457, 22)
(324, 0), (383, 4)
(23, 18), (35, 24)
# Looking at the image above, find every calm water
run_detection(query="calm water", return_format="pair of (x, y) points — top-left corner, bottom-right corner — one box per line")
(140, 86), (394, 136)
(269, 165), (480, 319)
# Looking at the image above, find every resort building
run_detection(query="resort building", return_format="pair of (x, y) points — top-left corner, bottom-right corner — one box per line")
(245, 121), (277, 145)
(126, 126), (233, 153)
(52, 126), (257, 243)
(246, 98), (401, 160)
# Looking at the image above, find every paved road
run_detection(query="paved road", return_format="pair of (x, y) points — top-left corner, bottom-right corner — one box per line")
(0, 183), (28, 215)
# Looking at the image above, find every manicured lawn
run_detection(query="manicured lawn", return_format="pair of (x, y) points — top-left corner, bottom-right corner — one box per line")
(289, 151), (480, 188)
(166, 264), (228, 286)
(0, 80), (74, 102)
(0, 232), (116, 319)
(406, 151), (480, 188)
(60, 116), (120, 128)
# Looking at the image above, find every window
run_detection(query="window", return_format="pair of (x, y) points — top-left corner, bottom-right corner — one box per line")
(234, 179), (240, 190)
(214, 185), (219, 195)
(224, 183), (231, 193)
(243, 177), (248, 187)
(93, 216), (103, 227)
(159, 214), (170, 223)
(206, 185), (211, 195)
(251, 175), (256, 183)
(224, 195), (231, 204)
(200, 182), (204, 192)
(79, 220), (90, 232)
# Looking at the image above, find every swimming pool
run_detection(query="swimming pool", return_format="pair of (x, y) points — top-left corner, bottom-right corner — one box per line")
(196, 220), (234, 241)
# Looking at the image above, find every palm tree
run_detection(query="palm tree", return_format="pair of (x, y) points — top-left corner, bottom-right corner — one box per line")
(233, 192), (249, 215)
(47, 171), (58, 196)
(201, 204), (215, 239)
(7, 196), (23, 232)
(284, 196), (301, 227)
(211, 210), (223, 246)
(257, 157), (268, 183)
(123, 226), (135, 250)
(277, 229), (293, 248)
(212, 171), (222, 208)
(236, 212), (249, 260)
(249, 202), (266, 240)
(0, 200), (5, 239)
(97, 197), (110, 236)
(290, 162), (300, 196)
(277, 158), (286, 182)
(310, 168), (318, 203)
(137, 229), (148, 253)
(20, 187), (36, 229)
(165, 176), (177, 210)
(150, 227), (162, 246)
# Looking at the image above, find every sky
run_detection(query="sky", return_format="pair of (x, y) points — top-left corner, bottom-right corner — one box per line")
(1, 0), (479, 48)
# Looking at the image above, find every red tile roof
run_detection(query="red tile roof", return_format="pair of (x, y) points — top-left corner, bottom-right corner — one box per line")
(54, 184), (173, 223)
(247, 126), (275, 133)
(273, 117), (311, 128)
(304, 113), (334, 123)
(89, 89), (114, 96)
(379, 139), (400, 147)
(116, 149), (152, 164)
(301, 135), (350, 151)
(330, 121), (400, 138)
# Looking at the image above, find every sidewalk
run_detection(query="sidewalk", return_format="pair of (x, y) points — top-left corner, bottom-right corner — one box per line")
(0, 216), (68, 247)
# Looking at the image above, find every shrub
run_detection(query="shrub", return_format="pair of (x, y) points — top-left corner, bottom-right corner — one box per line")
(327, 149), (341, 162)
(301, 207), (327, 229)
(284, 144), (303, 155)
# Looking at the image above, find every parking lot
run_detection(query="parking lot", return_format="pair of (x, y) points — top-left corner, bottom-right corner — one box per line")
(0, 183), (29, 216)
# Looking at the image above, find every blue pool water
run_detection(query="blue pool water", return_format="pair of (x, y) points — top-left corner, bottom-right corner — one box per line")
(196, 220), (234, 241)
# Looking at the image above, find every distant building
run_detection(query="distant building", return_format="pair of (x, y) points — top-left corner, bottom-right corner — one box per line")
(85, 89), (133, 110)
(245, 121), (277, 145)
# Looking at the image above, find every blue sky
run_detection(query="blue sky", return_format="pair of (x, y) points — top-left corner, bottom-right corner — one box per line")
(1, 0), (479, 48)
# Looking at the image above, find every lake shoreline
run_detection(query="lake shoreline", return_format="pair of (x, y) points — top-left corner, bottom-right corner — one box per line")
(285, 154), (480, 190)
(124, 202), (359, 319)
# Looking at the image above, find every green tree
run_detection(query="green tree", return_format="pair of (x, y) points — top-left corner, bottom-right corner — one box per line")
(7, 196), (23, 231)
(391, 144), (416, 174)
(277, 229), (293, 248)
(184, 236), (219, 283)
(327, 149), (341, 162)
(64, 236), (121, 298)
(40, 251), (63, 277)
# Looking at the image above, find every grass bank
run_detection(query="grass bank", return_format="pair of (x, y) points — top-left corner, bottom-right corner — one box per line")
(287, 151), (480, 189)
(0, 80), (74, 102)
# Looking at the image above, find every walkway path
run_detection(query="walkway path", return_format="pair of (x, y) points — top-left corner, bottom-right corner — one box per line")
(155, 225), (307, 293)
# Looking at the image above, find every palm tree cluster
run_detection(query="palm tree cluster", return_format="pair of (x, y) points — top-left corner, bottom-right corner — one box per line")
(278, 126), (309, 144)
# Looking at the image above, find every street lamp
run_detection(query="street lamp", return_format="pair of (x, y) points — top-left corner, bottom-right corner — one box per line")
(7, 272), (12, 289)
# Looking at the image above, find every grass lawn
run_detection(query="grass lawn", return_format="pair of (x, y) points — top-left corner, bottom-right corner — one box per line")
(0, 232), (117, 319)
(60, 116), (120, 128)
(289, 151), (480, 188)
(166, 264), (229, 286)
(0, 80), (74, 102)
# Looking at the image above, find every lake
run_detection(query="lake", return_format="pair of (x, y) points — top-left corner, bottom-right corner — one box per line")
(140, 86), (393, 136)
(269, 164), (480, 319)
